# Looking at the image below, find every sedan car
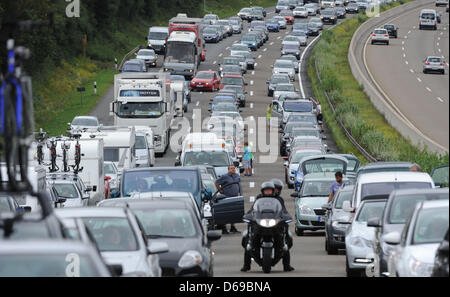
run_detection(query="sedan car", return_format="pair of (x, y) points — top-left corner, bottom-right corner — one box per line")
(203, 14), (219, 25)
(383, 23), (398, 38)
(323, 185), (354, 254)
(217, 20), (233, 36)
(55, 207), (168, 277)
(135, 49), (158, 67)
(232, 51), (256, 70)
(388, 199), (449, 277)
(307, 22), (320, 36)
(202, 27), (221, 43)
(121, 199), (221, 276)
(222, 85), (247, 107)
(190, 71), (221, 91)
(266, 19), (281, 32)
(335, 6), (347, 18)
(219, 74), (247, 90)
(293, 22), (311, 36)
(273, 83), (299, 101)
(272, 60), (296, 81)
(293, 6), (309, 18)
(241, 33), (260, 51)
(345, 198), (388, 277)
(220, 65), (242, 78)
(279, 55), (300, 73)
(70, 115), (100, 131)
(346, 2), (359, 13)
(267, 73), (291, 96)
(280, 10), (295, 25)
(237, 7), (253, 20)
(423, 56), (446, 74)
(290, 31), (308, 45)
(309, 17), (324, 30)
(122, 59), (147, 72)
(371, 28), (390, 45)
(273, 16), (288, 29)
(304, 3), (319, 15)
(276, 2), (291, 13)
(320, 8), (338, 24)
(281, 41), (301, 59)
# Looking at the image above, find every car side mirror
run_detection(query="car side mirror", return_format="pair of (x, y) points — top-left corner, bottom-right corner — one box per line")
(57, 198), (67, 204)
(322, 203), (332, 210)
(23, 206), (32, 212)
(108, 264), (123, 277)
(342, 200), (354, 213)
(383, 232), (401, 245)
(85, 186), (93, 192)
(367, 217), (382, 228)
(174, 160), (181, 166)
(207, 230), (222, 242)
(148, 242), (169, 254)
(283, 161), (289, 167)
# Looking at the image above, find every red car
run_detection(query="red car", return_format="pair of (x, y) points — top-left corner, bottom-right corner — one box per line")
(190, 70), (221, 91)
(280, 10), (294, 25)
(219, 74), (247, 90)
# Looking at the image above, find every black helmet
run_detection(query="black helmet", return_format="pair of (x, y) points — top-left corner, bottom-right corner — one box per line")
(261, 181), (275, 196)
(271, 178), (284, 195)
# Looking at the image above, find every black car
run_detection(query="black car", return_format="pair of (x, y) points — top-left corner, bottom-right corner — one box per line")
(126, 199), (221, 276)
(335, 7), (347, 19)
(121, 59), (147, 72)
(203, 27), (221, 43)
(431, 229), (449, 277)
(346, 3), (359, 13)
(383, 24), (398, 38)
(323, 185), (354, 254)
(321, 8), (337, 24)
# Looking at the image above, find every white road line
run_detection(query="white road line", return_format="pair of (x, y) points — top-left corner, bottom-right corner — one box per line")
(250, 91), (254, 96)
(213, 61), (216, 64)
(437, 97), (444, 102)
(234, 40), (238, 44)
(426, 87), (432, 92)
(437, 42), (439, 46)
(402, 47), (405, 51)
(249, 128), (254, 134)
(249, 182), (255, 188)
(258, 55), (262, 59)
(226, 46), (230, 50)
(270, 42), (274, 45)
(255, 62), (258, 67)
(196, 101), (199, 106)
(413, 26), (416, 29)
(200, 92), (203, 95)
(263, 48), (267, 52)
(405, 61), (409, 65)
(438, 48), (441, 52)
(249, 196), (255, 202)
(404, 35), (407, 39)
(409, 69), (413, 73)
(250, 103), (254, 108)
(219, 53), (223, 57)
(250, 80), (254, 85)
(438, 37), (441, 40)
(298, 34), (322, 98)
(402, 41), (405, 45)
(251, 71), (255, 75)
(417, 77), (422, 82)
(403, 53), (406, 58)
(408, 30), (411, 34)
(277, 36), (281, 39)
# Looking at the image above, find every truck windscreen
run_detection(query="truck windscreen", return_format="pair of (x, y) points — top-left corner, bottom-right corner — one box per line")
(165, 42), (195, 64)
(117, 102), (163, 118)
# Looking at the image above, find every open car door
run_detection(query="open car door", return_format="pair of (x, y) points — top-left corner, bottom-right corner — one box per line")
(301, 155), (348, 175)
(431, 164), (449, 188)
(211, 194), (244, 225)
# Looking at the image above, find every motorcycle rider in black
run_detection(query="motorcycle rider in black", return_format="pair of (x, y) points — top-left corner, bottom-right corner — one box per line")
(240, 181), (294, 272)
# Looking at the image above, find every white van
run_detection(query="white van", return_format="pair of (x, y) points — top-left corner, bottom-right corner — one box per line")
(344, 171), (435, 212)
(419, 9), (438, 30)
(134, 126), (156, 167)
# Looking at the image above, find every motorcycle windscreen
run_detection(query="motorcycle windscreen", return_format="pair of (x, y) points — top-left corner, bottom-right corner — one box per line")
(301, 156), (347, 175)
(212, 195), (244, 225)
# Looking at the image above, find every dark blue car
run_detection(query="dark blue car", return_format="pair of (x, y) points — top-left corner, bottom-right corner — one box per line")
(266, 20), (280, 32)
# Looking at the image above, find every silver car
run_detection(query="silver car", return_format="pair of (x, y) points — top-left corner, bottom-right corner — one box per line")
(388, 199), (449, 277)
(279, 55), (300, 73)
(272, 60), (296, 81)
(273, 83), (299, 100)
(290, 31), (308, 46)
(423, 56), (446, 74)
(371, 28), (390, 45)
(135, 49), (158, 67)
(345, 199), (388, 277)
(273, 16), (288, 29)
(309, 17), (324, 30)
(70, 115), (99, 131)
(294, 6), (309, 18)
(55, 207), (169, 277)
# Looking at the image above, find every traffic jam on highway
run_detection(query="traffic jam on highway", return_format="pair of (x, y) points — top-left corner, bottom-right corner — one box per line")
(0, 0), (448, 279)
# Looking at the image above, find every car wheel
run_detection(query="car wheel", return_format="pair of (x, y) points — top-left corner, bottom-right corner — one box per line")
(288, 183), (294, 189)
(295, 227), (304, 236)
(327, 238), (339, 255)
(423, 69), (427, 74)
(441, 70), (445, 75)
(371, 40), (374, 45)
(386, 41), (389, 45)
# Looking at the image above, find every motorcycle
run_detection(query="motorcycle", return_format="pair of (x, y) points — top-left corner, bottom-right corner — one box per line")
(242, 197), (293, 273)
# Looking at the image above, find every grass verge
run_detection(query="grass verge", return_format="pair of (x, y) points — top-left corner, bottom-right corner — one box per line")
(308, 0), (449, 172)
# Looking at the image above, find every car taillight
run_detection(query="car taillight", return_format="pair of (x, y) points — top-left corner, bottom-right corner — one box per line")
(440, 62), (445, 66)
(426, 62), (430, 65)
(384, 34), (389, 37)
(372, 34), (376, 36)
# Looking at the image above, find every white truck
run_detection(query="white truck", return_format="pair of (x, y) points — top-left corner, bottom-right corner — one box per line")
(110, 72), (174, 155)
(29, 138), (106, 204)
(80, 126), (136, 175)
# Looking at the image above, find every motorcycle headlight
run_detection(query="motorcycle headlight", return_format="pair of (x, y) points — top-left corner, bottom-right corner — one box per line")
(178, 250), (203, 268)
(258, 219), (277, 227)
(299, 205), (314, 215)
(408, 256), (434, 277)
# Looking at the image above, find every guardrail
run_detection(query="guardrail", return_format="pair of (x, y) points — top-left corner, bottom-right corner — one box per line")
(118, 45), (143, 71)
(314, 60), (378, 162)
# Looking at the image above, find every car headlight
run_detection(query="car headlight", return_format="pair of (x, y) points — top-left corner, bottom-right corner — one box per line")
(299, 205), (315, 215)
(381, 241), (395, 256)
(332, 220), (349, 230)
(320, 16), (324, 19)
(296, 174), (304, 183)
(252, 43), (256, 46)
(331, 16), (335, 19)
(178, 250), (203, 268)
(289, 72), (293, 75)
(258, 219), (277, 227)
(274, 70), (279, 74)
(349, 237), (366, 248)
(296, 52), (300, 55)
(163, 68), (169, 72)
(408, 256), (434, 277)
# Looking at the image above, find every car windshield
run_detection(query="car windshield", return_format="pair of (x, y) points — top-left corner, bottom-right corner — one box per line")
(283, 101), (312, 112)
(148, 32), (168, 40)
(288, 114), (317, 123)
(421, 13), (435, 20)
(374, 29), (387, 34)
(428, 57), (443, 63)
(196, 72), (214, 79)
(361, 182), (432, 201)
(204, 15), (217, 20)
(292, 139), (322, 147)
(283, 44), (299, 50)
(134, 208), (197, 238)
(388, 192), (449, 224)
(217, 21), (230, 26)
(213, 97), (235, 104)
(291, 151), (322, 163)
(83, 217), (138, 251)
(241, 8), (252, 13)
(232, 45), (249, 51)
(213, 104), (238, 112)
(284, 37), (298, 42)
(204, 28), (217, 34)
(223, 86), (244, 94)
(274, 61), (292, 68)
(221, 77), (243, 85)
(268, 20), (278, 24)
(294, 23), (308, 29)
(295, 7), (306, 11)
(72, 117), (98, 126)
(165, 42), (195, 64)
(302, 158), (346, 174)
(292, 31), (307, 36)
(242, 35), (257, 41)
(122, 169), (200, 200)
(281, 56), (297, 63)
(356, 201), (387, 222)
(135, 135), (147, 149)
(301, 180), (335, 197)
(203, 178), (219, 192)
(335, 190), (353, 209)
(212, 112), (241, 120)
(104, 163), (116, 175)
(118, 102), (163, 118)
(222, 65), (241, 72)
(223, 58), (240, 65)
(276, 84), (295, 92)
(230, 20), (239, 25)
(322, 10), (334, 15)
(280, 11), (292, 16)
(122, 63), (143, 72)
(138, 50), (154, 56)
(271, 76), (290, 83)
(184, 151), (230, 167)
(53, 184), (79, 199)
(0, 254), (98, 277)
(292, 129), (320, 138)
(384, 25), (395, 30)
(413, 207), (449, 244)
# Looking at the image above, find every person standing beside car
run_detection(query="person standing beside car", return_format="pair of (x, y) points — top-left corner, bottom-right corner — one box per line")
(328, 171), (343, 203)
(243, 141), (253, 176)
(215, 165), (241, 234)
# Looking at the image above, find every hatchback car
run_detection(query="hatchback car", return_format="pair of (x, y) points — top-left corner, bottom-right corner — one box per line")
(122, 59), (147, 72)
(267, 74), (291, 96)
(266, 19), (281, 32)
(70, 116), (100, 131)
(321, 8), (338, 24)
(279, 55), (300, 72)
(293, 6), (309, 18)
(135, 49), (158, 67)
(272, 60), (296, 81)
(423, 56), (446, 74)
(371, 28), (390, 45)
(219, 74), (247, 90)
(273, 16), (288, 29)
(190, 71), (221, 91)
(383, 24), (398, 38)
(281, 42), (301, 59)
(346, 2), (359, 13)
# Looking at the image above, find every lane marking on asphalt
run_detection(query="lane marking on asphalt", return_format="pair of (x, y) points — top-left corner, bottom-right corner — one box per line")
(251, 71), (255, 75)
(402, 47), (405, 51)
(404, 35), (407, 39)
(298, 33), (322, 98)
(405, 61), (409, 65)
(402, 41), (405, 45)
(441, 32), (443, 35)
(277, 36), (281, 39)
(437, 97), (444, 103)
(249, 128), (254, 134)
(413, 26), (416, 29)
(226, 46), (230, 50)
(263, 48), (267, 52)
(403, 53), (406, 58)
(270, 42), (274, 45)
(408, 30), (411, 34)
(213, 61), (217, 64)
(250, 80), (254, 85)
(200, 92), (203, 95)
(250, 196), (255, 202)
(250, 91), (254, 96)
(426, 87), (432, 92)
(438, 48), (441, 52)
(234, 40), (238, 44)
(219, 53), (223, 57)
(255, 62), (258, 67)
(409, 69), (414, 73)
(437, 42), (439, 46)
(258, 55), (262, 59)
(417, 77), (422, 82)
(249, 182), (255, 188)
(250, 103), (254, 108)
(438, 37), (441, 40)
(196, 101), (199, 106)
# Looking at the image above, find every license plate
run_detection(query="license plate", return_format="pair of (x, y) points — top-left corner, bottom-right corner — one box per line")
(318, 216), (322, 222)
